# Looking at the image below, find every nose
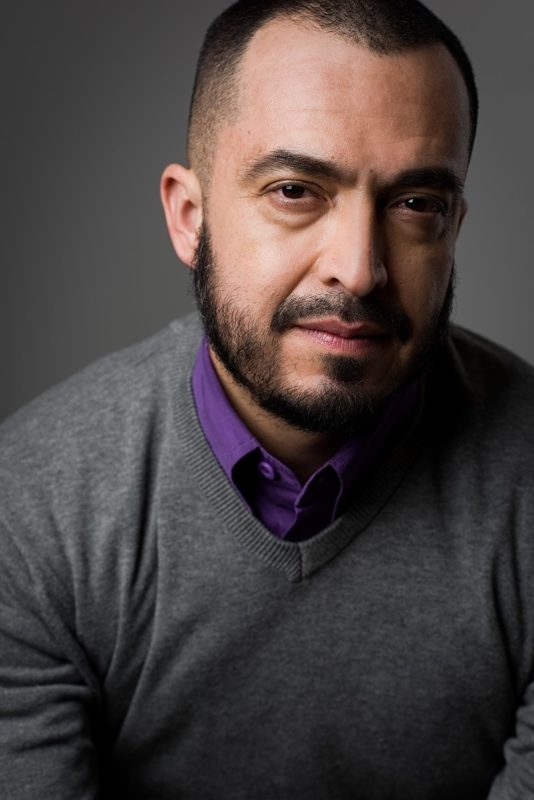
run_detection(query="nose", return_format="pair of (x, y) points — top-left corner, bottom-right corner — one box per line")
(315, 201), (387, 296)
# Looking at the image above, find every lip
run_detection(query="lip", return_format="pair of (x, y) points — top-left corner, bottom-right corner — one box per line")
(296, 318), (388, 339)
(292, 318), (390, 355)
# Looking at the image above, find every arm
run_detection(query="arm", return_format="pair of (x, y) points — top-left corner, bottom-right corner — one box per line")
(0, 521), (101, 799)
(486, 683), (534, 799)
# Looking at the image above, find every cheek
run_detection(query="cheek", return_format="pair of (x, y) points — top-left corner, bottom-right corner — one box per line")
(386, 228), (454, 307)
(393, 261), (453, 334)
(210, 219), (318, 310)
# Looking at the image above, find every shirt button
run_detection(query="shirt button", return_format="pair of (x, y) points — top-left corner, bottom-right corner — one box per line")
(258, 461), (277, 480)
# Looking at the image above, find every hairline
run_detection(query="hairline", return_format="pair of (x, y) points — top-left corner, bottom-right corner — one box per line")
(188, 10), (476, 188)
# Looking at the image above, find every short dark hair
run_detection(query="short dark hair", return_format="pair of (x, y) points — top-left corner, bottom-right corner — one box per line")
(187, 0), (478, 181)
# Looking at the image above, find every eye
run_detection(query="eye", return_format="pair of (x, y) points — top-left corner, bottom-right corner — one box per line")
(266, 182), (327, 215)
(279, 184), (309, 200)
(271, 182), (321, 202)
(396, 196), (448, 215)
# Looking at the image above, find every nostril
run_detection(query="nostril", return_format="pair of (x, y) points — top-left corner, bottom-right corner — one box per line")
(375, 261), (388, 288)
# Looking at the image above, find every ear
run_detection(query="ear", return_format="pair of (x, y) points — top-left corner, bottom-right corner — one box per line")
(160, 164), (203, 268)
(456, 197), (468, 236)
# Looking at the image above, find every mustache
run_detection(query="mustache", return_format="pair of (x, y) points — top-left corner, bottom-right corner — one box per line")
(271, 293), (412, 341)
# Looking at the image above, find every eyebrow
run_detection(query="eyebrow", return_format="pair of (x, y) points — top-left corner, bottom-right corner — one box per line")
(241, 149), (355, 185)
(386, 167), (465, 196)
(240, 148), (464, 196)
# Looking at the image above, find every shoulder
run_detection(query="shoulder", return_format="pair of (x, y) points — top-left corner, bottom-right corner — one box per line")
(427, 324), (534, 463)
(447, 326), (534, 431)
(0, 314), (202, 461)
(0, 315), (203, 675)
(0, 313), (203, 532)
(449, 325), (534, 393)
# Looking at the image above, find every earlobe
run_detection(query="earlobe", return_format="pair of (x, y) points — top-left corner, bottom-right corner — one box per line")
(160, 164), (203, 268)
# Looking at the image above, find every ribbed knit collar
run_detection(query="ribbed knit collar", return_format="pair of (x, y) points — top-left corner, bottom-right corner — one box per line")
(191, 336), (419, 541)
(169, 315), (426, 582)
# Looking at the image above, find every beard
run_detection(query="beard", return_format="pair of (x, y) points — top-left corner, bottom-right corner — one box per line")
(193, 221), (453, 437)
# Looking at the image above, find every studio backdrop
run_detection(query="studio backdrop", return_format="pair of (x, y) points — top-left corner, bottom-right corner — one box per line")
(2, 0), (533, 421)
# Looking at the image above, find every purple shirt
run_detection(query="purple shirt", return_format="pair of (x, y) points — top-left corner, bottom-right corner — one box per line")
(192, 338), (418, 542)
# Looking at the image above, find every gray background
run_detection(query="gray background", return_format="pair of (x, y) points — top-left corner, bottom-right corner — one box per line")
(2, 1), (533, 422)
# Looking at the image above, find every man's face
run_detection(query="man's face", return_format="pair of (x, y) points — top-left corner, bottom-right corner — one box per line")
(195, 20), (470, 434)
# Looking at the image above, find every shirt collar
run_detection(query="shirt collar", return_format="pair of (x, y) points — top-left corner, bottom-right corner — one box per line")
(192, 337), (260, 478)
(192, 336), (418, 499)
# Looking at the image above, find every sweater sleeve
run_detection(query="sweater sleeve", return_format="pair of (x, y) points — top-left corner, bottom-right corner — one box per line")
(486, 681), (534, 799)
(0, 518), (101, 800)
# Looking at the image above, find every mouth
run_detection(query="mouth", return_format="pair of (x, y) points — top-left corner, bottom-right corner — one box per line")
(293, 318), (391, 354)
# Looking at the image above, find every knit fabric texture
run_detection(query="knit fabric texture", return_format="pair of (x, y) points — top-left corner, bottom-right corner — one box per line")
(1, 313), (534, 800)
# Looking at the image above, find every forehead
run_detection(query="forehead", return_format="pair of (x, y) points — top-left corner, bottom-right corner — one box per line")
(210, 18), (471, 187)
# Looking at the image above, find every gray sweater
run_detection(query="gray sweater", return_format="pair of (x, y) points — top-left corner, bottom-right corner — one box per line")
(1, 313), (534, 800)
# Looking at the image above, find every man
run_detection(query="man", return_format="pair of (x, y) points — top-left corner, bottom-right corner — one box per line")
(1, 0), (533, 797)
